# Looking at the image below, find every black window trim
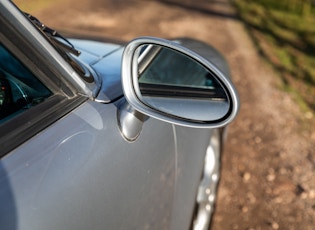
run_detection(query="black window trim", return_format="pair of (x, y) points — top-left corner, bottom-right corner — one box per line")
(0, 95), (87, 158)
(0, 3), (89, 158)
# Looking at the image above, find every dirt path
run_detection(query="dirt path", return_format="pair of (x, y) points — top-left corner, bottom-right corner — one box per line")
(25, 0), (315, 229)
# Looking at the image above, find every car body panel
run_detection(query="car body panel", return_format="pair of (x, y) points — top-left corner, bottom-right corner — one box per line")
(92, 48), (125, 102)
(1, 99), (180, 230)
(171, 126), (214, 230)
(70, 39), (122, 64)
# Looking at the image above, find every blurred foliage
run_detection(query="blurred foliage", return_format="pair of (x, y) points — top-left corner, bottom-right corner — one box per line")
(233, 0), (315, 113)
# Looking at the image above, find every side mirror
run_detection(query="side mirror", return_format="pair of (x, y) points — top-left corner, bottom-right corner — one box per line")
(122, 37), (239, 128)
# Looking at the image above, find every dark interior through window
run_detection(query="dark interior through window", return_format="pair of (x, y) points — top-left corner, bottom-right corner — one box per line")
(0, 43), (52, 123)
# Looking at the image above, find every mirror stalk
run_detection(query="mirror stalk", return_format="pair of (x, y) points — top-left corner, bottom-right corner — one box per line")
(117, 100), (148, 142)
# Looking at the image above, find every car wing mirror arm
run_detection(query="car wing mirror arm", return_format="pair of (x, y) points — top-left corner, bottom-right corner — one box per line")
(117, 99), (149, 142)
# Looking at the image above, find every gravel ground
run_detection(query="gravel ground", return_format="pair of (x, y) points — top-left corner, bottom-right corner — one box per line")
(22, 0), (315, 229)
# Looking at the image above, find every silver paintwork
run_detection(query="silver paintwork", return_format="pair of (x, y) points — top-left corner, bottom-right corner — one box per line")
(1, 100), (177, 230)
(117, 100), (147, 141)
(70, 39), (125, 103)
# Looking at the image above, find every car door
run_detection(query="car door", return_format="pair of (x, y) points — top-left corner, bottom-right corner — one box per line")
(1, 101), (177, 230)
(0, 3), (177, 229)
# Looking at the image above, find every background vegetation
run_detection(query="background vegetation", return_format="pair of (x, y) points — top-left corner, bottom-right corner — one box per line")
(233, 0), (315, 115)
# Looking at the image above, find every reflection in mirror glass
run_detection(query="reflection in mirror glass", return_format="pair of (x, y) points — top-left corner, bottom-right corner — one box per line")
(136, 45), (230, 122)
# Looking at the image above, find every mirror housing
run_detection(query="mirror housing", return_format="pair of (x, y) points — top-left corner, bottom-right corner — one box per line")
(121, 37), (239, 128)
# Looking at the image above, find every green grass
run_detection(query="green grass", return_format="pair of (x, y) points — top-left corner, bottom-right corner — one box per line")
(233, 0), (315, 114)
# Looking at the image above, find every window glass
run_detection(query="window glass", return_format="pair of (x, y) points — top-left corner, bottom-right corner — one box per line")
(0, 43), (52, 123)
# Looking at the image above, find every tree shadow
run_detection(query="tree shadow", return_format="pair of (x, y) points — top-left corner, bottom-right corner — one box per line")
(245, 13), (314, 84)
(236, 7), (315, 111)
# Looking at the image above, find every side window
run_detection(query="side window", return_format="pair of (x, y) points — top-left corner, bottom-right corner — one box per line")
(0, 43), (52, 123)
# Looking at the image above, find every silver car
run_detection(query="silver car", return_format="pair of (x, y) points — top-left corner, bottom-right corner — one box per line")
(0, 1), (239, 230)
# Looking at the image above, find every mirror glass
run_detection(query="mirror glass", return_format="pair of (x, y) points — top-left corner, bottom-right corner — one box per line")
(135, 44), (230, 122)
